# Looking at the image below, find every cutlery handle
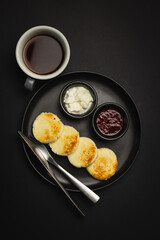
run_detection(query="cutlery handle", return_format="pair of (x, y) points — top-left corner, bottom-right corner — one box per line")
(56, 164), (100, 203)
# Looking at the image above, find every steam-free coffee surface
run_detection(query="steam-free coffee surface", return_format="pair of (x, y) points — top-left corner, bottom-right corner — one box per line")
(23, 35), (64, 75)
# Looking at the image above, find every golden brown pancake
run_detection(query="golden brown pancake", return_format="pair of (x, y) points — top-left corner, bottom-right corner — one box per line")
(49, 125), (79, 156)
(68, 137), (97, 168)
(32, 112), (63, 144)
(87, 148), (118, 180)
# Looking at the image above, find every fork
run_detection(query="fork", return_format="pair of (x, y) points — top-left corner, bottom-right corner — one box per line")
(18, 131), (100, 204)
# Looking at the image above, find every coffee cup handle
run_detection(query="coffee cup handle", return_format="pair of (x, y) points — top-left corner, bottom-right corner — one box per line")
(24, 77), (36, 91)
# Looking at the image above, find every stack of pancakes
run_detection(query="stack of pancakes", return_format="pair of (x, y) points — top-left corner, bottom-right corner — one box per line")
(32, 112), (118, 180)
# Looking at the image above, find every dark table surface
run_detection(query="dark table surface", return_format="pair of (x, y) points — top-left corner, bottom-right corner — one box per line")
(2, 0), (160, 239)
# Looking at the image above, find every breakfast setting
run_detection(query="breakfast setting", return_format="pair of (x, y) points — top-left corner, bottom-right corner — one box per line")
(2, 1), (160, 238)
(15, 25), (141, 216)
(1, 0), (160, 240)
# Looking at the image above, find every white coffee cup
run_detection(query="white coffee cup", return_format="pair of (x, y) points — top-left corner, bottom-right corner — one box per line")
(16, 25), (70, 90)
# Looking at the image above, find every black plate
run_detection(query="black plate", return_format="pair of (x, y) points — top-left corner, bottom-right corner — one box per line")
(22, 71), (141, 191)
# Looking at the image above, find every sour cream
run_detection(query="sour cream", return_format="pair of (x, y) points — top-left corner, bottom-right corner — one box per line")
(64, 86), (93, 114)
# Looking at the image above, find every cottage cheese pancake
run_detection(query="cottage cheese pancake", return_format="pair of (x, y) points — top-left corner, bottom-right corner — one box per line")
(32, 112), (63, 144)
(87, 148), (118, 180)
(49, 125), (79, 156)
(68, 137), (97, 168)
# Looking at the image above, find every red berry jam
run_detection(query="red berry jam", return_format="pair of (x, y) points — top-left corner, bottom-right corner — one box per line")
(96, 108), (123, 136)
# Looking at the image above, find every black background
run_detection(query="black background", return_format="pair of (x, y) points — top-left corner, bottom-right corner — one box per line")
(2, 0), (160, 239)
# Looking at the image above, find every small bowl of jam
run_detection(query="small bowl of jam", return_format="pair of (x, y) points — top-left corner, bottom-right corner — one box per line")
(92, 103), (129, 140)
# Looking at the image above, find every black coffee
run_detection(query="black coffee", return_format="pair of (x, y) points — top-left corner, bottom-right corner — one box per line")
(23, 35), (64, 75)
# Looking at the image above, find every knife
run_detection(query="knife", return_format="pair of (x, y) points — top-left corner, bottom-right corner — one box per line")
(18, 131), (85, 216)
